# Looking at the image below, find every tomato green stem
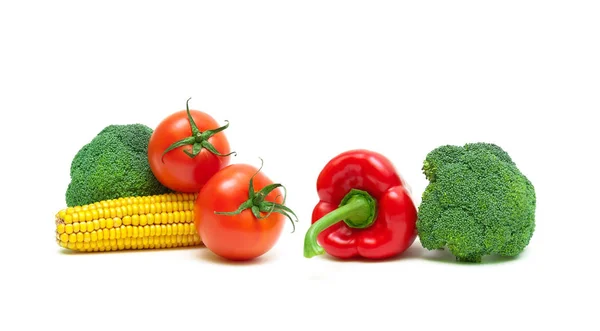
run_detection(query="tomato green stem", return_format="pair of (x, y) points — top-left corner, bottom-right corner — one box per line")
(161, 98), (236, 162)
(214, 158), (299, 232)
(303, 189), (377, 258)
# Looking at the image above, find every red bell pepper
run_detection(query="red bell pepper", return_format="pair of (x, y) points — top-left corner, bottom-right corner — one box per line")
(303, 149), (418, 259)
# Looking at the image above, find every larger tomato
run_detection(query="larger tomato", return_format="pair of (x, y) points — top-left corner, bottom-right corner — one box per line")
(195, 162), (297, 261)
(148, 99), (234, 193)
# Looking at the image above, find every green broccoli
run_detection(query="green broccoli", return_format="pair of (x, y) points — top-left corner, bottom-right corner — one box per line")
(65, 124), (170, 207)
(416, 142), (536, 263)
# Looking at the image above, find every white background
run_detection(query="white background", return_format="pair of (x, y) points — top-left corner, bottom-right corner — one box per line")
(1, 1), (598, 330)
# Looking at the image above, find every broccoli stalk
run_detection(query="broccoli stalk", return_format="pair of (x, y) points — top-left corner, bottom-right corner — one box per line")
(416, 142), (536, 263)
(65, 124), (171, 207)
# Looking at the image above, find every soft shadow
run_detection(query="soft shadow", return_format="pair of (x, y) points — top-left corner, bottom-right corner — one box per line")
(319, 244), (426, 263)
(421, 248), (524, 265)
(195, 248), (273, 266)
(57, 245), (202, 256)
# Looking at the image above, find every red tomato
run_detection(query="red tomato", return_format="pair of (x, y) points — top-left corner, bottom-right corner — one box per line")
(195, 163), (296, 261)
(148, 99), (233, 193)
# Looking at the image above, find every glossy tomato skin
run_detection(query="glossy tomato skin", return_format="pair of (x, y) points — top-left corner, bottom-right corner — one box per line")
(148, 109), (231, 193)
(195, 164), (285, 261)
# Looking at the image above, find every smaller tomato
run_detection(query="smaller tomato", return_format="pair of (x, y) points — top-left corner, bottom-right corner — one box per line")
(148, 98), (235, 193)
(195, 161), (297, 261)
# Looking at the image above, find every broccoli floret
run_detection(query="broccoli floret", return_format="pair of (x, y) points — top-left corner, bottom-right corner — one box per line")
(416, 142), (536, 263)
(65, 124), (170, 207)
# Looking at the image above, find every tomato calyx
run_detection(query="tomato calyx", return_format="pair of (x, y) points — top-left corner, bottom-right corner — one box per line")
(161, 98), (237, 162)
(214, 159), (299, 232)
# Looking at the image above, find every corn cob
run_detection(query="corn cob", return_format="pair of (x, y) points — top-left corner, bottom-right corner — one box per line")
(55, 192), (202, 252)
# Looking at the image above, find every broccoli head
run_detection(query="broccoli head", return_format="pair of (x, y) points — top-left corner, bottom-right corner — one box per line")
(416, 142), (536, 263)
(65, 124), (171, 207)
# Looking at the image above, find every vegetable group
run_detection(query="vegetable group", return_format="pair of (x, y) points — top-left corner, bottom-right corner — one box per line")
(66, 124), (170, 207)
(416, 142), (536, 262)
(195, 161), (297, 261)
(148, 98), (234, 193)
(57, 97), (538, 265)
(304, 149), (417, 260)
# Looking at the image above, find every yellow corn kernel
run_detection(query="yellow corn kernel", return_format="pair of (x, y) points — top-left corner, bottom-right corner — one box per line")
(132, 204), (139, 215)
(140, 214), (147, 226)
(65, 224), (74, 234)
(132, 226), (139, 238)
(85, 211), (93, 222)
(68, 242), (76, 249)
(77, 232), (84, 242)
(161, 213), (168, 224)
(60, 233), (69, 243)
(114, 217), (122, 227)
(99, 218), (106, 229)
(87, 221), (94, 232)
(106, 218), (114, 229)
(64, 214), (73, 224)
(91, 231), (97, 242)
(72, 212), (79, 223)
(144, 225), (150, 237)
(123, 216), (131, 226)
(93, 219), (100, 230)
(69, 233), (77, 243)
(132, 215), (140, 226)
(103, 228), (109, 240)
(73, 222), (81, 233)
(57, 224), (65, 234)
(126, 225), (133, 238)
(91, 209), (99, 221)
(109, 228), (116, 240)
(147, 213), (155, 225)
(150, 225), (157, 236)
(115, 227), (121, 239)
(84, 232), (91, 243)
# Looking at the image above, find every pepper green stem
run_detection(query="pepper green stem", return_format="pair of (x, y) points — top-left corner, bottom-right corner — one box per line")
(303, 189), (377, 258)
